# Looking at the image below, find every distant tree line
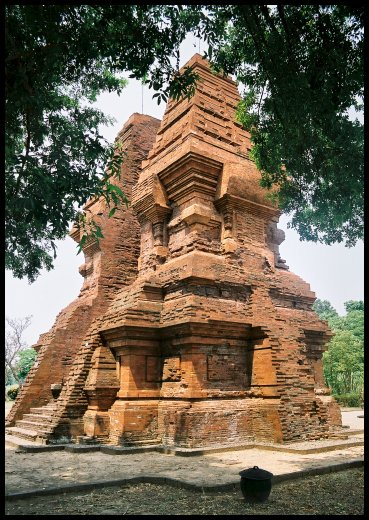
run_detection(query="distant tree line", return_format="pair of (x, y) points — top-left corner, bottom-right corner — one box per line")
(313, 299), (364, 407)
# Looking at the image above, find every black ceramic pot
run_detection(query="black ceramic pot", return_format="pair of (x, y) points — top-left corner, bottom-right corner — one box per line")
(239, 466), (273, 503)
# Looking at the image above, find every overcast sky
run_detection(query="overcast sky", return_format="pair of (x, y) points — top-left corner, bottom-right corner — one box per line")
(5, 34), (364, 347)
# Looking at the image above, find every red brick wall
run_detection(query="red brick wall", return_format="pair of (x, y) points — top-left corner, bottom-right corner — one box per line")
(6, 114), (160, 428)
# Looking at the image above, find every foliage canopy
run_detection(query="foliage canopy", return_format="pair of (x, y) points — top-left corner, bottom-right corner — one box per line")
(6, 5), (363, 282)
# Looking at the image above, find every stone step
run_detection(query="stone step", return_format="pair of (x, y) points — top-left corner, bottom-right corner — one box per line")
(5, 433), (45, 449)
(22, 412), (54, 422)
(34, 401), (57, 408)
(346, 429), (364, 436)
(29, 405), (57, 415)
(328, 433), (349, 440)
(5, 433), (68, 451)
(16, 419), (53, 430)
(6, 426), (46, 442)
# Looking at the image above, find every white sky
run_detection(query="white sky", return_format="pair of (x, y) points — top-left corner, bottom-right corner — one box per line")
(5, 34), (364, 347)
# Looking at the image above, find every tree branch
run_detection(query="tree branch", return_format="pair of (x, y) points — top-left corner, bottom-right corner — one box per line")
(14, 112), (31, 196)
(257, 80), (266, 122)
(238, 5), (287, 132)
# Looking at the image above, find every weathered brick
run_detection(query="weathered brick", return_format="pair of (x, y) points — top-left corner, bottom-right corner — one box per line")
(6, 55), (342, 448)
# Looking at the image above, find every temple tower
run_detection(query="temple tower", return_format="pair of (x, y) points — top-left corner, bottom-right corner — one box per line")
(89, 55), (341, 447)
(6, 55), (342, 448)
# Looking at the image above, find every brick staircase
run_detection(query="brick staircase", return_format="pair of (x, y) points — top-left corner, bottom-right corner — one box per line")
(6, 401), (60, 445)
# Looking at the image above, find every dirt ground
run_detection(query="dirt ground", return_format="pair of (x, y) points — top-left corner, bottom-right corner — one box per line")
(5, 403), (364, 515)
(5, 467), (364, 516)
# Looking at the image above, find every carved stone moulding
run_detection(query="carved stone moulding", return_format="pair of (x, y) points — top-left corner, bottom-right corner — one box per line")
(158, 151), (223, 205)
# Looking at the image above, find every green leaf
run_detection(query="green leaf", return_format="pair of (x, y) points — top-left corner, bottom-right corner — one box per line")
(76, 235), (87, 255)
(94, 225), (104, 239)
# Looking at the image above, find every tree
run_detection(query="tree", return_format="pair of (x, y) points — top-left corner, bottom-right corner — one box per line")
(314, 299), (364, 398)
(335, 301), (364, 342)
(209, 5), (363, 248)
(312, 299), (339, 323)
(6, 6), (363, 282)
(5, 315), (33, 384)
(344, 300), (364, 313)
(17, 348), (38, 383)
(323, 330), (363, 396)
(5, 369), (16, 388)
(5, 5), (130, 282)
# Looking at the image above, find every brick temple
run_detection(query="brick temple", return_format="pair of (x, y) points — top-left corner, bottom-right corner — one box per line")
(6, 55), (342, 448)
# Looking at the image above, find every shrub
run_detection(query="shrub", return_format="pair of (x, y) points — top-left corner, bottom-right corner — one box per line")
(6, 385), (19, 401)
(333, 393), (363, 408)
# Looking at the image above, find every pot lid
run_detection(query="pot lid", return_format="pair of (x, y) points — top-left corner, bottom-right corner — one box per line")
(239, 465), (273, 480)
